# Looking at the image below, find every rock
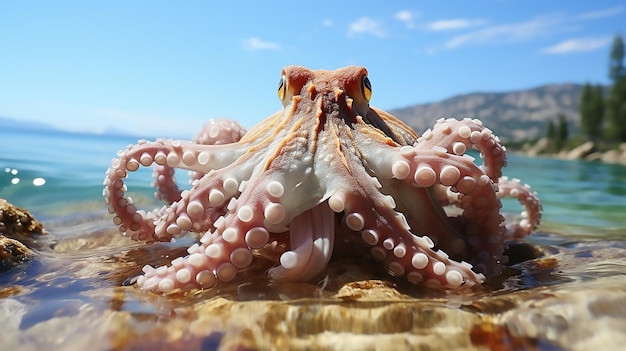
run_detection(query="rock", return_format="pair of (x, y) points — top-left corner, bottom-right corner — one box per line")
(564, 141), (594, 160)
(523, 138), (548, 156)
(0, 198), (45, 237)
(519, 139), (626, 166)
(0, 236), (32, 272)
(0, 198), (46, 272)
(598, 149), (622, 163)
(585, 143), (626, 165)
(585, 152), (604, 162)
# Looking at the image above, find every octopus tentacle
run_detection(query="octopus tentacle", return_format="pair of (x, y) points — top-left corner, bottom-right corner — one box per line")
(414, 118), (541, 240)
(393, 151), (501, 276)
(355, 122), (506, 276)
(138, 147), (332, 291)
(138, 212), (256, 292)
(497, 176), (542, 239)
(327, 168), (485, 288)
(268, 203), (335, 281)
(415, 118), (507, 181)
(152, 119), (248, 204)
(147, 110), (325, 242)
(137, 173), (325, 292)
(189, 119), (248, 182)
(103, 138), (256, 242)
(307, 121), (485, 287)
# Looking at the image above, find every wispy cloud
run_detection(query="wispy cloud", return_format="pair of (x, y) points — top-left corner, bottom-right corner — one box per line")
(541, 36), (613, 54)
(574, 5), (624, 20)
(441, 14), (565, 50)
(322, 18), (333, 28)
(425, 18), (486, 32)
(241, 37), (280, 51)
(395, 10), (418, 29)
(347, 17), (386, 38)
(430, 6), (623, 53)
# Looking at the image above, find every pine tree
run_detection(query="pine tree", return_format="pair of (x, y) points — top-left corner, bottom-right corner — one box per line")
(545, 119), (557, 153)
(546, 120), (556, 140)
(610, 34), (625, 82)
(556, 113), (568, 150)
(606, 76), (626, 141)
(589, 85), (605, 140)
(579, 83), (594, 139)
(607, 34), (626, 142)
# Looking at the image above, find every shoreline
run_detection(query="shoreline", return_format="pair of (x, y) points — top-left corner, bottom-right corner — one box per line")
(516, 138), (626, 166)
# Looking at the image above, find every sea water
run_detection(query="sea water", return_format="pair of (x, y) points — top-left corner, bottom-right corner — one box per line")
(2, 126), (625, 236)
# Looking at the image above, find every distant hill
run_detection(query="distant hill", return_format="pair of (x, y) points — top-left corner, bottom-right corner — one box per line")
(389, 83), (584, 142)
(0, 115), (58, 133)
(0, 115), (157, 139)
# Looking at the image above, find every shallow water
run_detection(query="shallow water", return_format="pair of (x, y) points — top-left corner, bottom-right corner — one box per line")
(1, 126), (626, 350)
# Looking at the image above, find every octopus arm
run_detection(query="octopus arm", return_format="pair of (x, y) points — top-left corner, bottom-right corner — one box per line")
(136, 140), (338, 291)
(354, 120), (507, 277)
(410, 118), (541, 239)
(302, 122), (484, 288)
(325, 152), (486, 288)
(416, 118), (507, 181)
(154, 118), (248, 203)
(103, 138), (260, 242)
(497, 176), (542, 239)
(267, 203), (335, 281)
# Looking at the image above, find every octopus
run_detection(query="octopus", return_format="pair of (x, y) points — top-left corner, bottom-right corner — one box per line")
(103, 66), (541, 293)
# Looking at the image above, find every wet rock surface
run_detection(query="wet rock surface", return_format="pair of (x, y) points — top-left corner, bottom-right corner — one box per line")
(0, 236), (32, 272)
(0, 198), (45, 236)
(0, 199), (46, 272)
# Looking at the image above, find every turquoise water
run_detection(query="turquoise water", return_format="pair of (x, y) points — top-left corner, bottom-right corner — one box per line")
(1, 126), (625, 237)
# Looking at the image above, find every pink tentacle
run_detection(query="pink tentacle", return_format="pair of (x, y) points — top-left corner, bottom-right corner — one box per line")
(136, 177), (297, 292)
(103, 139), (251, 242)
(153, 119), (247, 203)
(416, 118), (507, 182)
(358, 120), (507, 276)
(328, 185), (485, 289)
(497, 176), (542, 239)
(390, 150), (504, 276)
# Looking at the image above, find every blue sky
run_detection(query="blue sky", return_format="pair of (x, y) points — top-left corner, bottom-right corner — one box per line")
(1, 1), (625, 137)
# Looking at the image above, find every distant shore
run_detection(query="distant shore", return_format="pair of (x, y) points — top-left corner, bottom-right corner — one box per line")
(517, 138), (626, 166)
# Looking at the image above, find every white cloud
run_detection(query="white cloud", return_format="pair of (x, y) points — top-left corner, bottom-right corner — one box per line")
(348, 17), (386, 38)
(426, 18), (486, 31)
(322, 18), (333, 27)
(429, 6), (624, 53)
(541, 36), (613, 54)
(241, 37), (280, 51)
(395, 10), (417, 29)
(441, 14), (564, 50)
(574, 6), (624, 20)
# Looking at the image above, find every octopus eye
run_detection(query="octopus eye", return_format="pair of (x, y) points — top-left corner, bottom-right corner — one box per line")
(361, 74), (372, 101)
(277, 75), (287, 101)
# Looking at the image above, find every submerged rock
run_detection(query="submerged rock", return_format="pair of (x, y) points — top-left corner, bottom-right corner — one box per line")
(0, 236), (31, 272)
(0, 198), (46, 272)
(0, 198), (45, 237)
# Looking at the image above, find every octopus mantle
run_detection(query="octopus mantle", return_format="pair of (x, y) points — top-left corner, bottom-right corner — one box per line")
(103, 66), (541, 293)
